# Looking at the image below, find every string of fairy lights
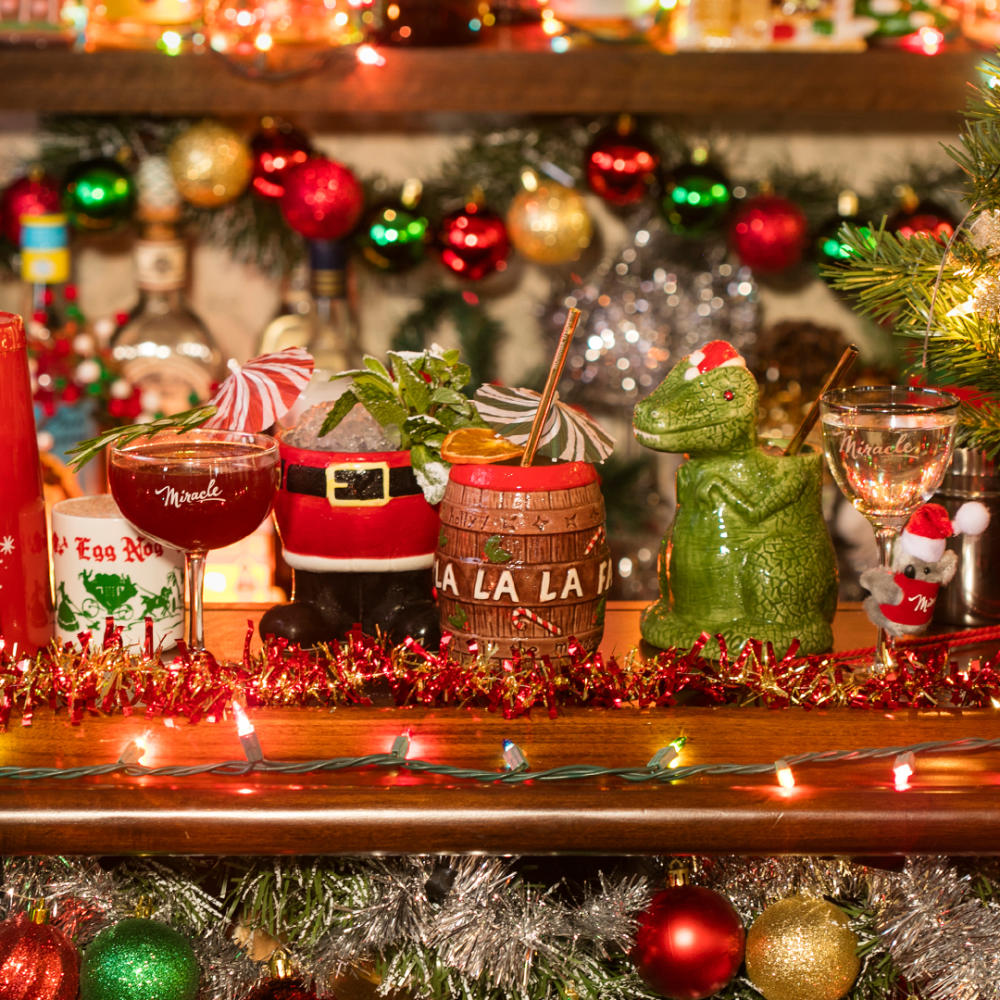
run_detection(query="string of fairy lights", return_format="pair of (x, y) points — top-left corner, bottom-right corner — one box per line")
(1, 705), (997, 792)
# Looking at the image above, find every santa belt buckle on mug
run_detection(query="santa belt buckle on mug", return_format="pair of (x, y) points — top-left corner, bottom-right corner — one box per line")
(324, 461), (391, 507)
(282, 460), (424, 507)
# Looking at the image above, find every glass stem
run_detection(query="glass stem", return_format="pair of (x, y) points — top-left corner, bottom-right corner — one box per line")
(873, 525), (898, 673)
(185, 549), (208, 652)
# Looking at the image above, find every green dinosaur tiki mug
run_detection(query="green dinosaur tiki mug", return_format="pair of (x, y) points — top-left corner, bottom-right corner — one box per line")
(633, 341), (837, 656)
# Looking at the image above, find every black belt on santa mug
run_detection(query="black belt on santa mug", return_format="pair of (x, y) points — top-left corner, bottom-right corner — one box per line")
(282, 459), (423, 507)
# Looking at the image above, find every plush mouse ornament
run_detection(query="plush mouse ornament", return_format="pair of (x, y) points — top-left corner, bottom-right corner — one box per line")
(861, 501), (990, 637)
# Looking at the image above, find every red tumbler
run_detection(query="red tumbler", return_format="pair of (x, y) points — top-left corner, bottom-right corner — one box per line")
(0, 312), (53, 651)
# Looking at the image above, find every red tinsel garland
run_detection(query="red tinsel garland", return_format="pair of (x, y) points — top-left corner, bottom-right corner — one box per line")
(1, 618), (999, 727)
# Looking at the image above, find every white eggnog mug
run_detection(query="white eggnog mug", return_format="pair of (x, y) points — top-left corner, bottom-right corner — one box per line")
(51, 495), (185, 650)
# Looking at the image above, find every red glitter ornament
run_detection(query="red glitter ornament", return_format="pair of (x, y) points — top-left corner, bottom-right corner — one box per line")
(438, 202), (510, 280)
(280, 157), (364, 241)
(728, 194), (808, 274)
(0, 172), (62, 245)
(240, 978), (322, 1000)
(250, 120), (312, 200)
(585, 121), (659, 207)
(0, 911), (80, 1000)
(632, 884), (745, 1000)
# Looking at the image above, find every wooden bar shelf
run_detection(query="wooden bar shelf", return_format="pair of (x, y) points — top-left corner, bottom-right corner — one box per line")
(1, 603), (998, 858)
(0, 46), (982, 127)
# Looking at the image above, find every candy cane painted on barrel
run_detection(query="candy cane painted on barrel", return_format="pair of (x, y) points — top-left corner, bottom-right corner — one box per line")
(435, 461), (612, 661)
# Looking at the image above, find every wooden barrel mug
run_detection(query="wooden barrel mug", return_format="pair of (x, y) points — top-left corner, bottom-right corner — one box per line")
(435, 462), (613, 661)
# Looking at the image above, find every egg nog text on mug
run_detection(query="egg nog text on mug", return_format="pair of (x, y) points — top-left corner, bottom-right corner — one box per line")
(155, 479), (225, 508)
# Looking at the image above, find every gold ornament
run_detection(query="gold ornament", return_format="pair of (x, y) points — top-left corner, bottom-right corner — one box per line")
(745, 896), (860, 1000)
(168, 121), (252, 208)
(506, 170), (593, 265)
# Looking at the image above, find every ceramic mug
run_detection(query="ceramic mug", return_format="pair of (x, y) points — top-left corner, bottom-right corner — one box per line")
(51, 494), (184, 650)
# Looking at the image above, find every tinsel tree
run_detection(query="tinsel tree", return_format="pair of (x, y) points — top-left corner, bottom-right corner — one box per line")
(825, 53), (1000, 457)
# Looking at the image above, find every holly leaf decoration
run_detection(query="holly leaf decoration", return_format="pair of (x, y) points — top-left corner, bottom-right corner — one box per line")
(484, 535), (513, 564)
(447, 608), (470, 630)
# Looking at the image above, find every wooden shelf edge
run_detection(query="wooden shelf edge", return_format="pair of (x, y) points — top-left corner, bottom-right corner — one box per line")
(0, 47), (983, 119)
(0, 702), (998, 855)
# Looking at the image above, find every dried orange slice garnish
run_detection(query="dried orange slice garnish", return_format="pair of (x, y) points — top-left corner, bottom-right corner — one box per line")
(441, 427), (525, 465)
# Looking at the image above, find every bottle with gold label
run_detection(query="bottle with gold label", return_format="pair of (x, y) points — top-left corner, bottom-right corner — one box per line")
(111, 206), (224, 417)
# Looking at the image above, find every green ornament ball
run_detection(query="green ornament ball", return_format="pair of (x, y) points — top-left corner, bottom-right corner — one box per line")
(659, 161), (732, 237)
(64, 158), (135, 231)
(80, 918), (199, 1000)
(358, 198), (429, 273)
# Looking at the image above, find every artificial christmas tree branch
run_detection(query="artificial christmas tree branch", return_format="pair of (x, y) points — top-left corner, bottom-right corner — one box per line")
(824, 55), (1000, 457)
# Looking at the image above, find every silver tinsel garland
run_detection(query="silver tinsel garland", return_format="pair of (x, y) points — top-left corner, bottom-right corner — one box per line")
(3, 854), (1000, 1000)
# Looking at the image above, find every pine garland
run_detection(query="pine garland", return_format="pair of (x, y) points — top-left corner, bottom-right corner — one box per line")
(390, 286), (504, 390)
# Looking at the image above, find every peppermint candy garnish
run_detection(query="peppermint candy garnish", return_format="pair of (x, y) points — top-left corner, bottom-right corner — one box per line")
(474, 384), (614, 464)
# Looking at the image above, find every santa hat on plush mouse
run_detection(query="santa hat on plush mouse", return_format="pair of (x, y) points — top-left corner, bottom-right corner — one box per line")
(900, 500), (990, 562)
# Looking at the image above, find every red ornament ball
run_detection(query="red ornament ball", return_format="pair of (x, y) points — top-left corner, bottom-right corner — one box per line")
(585, 125), (659, 206)
(250, 121), (312, 200)
(729, 194), (808, 274)
(438, 202), (510, 280)
(280, 157), (364, 241)
(240, 978), (321, 1000)
(0, 912), (80, 1000)
(888, 199), (956, 244)
(632, 885), (745, 1000)
(0, 173), (62, 245)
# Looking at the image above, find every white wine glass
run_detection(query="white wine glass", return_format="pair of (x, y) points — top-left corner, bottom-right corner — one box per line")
(820, 385), (960, 673)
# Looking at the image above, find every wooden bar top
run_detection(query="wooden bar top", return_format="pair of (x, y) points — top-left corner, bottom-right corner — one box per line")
(2, 603), (1000, 858)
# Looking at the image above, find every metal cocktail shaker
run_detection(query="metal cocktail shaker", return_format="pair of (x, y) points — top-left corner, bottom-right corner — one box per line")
(933, 448), (1000, 626)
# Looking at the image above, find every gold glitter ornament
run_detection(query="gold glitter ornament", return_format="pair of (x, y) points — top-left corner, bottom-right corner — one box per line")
(744, 896), (860, 1000)
(168, 121), (252, 208)
(506, 170), (593, 265)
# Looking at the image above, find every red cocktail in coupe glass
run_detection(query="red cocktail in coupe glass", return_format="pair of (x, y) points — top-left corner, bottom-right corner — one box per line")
(108, 428), (280, 651)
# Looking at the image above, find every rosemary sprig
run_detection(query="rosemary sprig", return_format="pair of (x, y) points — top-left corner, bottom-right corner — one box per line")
(67, 404), (218, 470)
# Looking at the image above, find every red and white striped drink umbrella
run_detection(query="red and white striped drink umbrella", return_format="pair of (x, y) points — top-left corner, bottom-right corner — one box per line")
(204, 346), (314, 433)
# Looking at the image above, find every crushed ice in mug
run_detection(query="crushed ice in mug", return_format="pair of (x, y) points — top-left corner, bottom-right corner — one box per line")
(283, 402), (400, 452)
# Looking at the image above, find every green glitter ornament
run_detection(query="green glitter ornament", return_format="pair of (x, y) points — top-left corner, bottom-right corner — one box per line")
(64, 158), (135, 232)
(80, 918), (199, 1000)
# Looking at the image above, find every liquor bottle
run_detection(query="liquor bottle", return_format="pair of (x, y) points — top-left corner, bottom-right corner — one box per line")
(19, 212), (70, 330)
(258, 238), (360, 424)
(0, 312), (54, 652)
(20, 213), (105, 493)
(111, 205), (224, 416)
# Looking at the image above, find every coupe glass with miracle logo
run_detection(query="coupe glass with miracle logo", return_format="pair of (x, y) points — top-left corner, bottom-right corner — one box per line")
(108, 428), (280, 651)
(820, 385), (959, 673)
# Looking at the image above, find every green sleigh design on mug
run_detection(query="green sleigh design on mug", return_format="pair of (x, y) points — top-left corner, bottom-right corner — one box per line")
(633, 341), (837, 658)
(56, 569), (183, 637)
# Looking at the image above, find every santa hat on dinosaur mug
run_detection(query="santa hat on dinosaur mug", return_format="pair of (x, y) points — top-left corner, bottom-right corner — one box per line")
(683, 341), (745, 381)
(900, 501), (990, 563)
